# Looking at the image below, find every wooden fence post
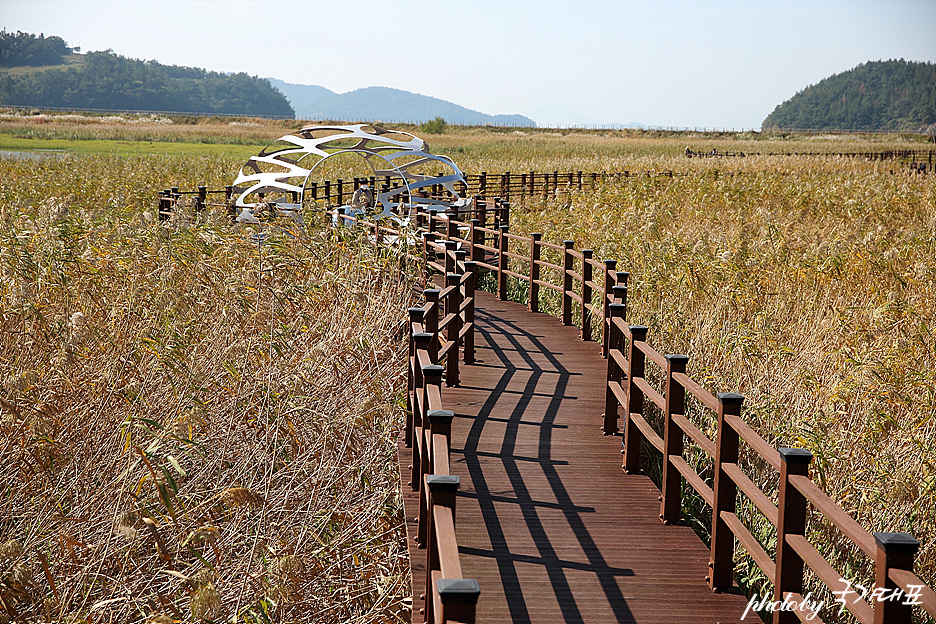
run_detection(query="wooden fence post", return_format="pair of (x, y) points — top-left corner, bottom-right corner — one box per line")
(445, 273), (462, 387)
(423, 233), (438, 289)
(424, 474), (460, 621)
(424, 290), (440, 364)
(603, 303), (625, 434)
(445, 240), (457, 275)
(469, 219), (481, 262)
(581, 249), (593, 340)
(562, 241), (574, 326)
(410, 359), (440, 491)
(602, 259), (617, 357)
(709, 393), (744, 592)
(498, 225), (509, 300)
(616, 272), (629, 321)
(529, 233), (542, 313)
(406, 310), (426, 448)
(411, 332), (431, 436)
(196, 186), (207, 213)
(873, 532), (919, 624)
(622, 325), (648, 474)
(463, 261), (477, 365)
(660, 354), (689, 524)
(772, 447), (812, 622)
(418, 410), (454, 548)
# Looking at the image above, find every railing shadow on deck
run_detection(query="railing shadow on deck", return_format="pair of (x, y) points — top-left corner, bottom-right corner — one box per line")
(328, 200), (936, 624)
(462, 310), (638, 624)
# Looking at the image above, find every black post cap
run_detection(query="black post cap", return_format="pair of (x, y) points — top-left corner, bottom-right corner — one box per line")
(608, 303), (625, 316)
(716, 392), (745, 406)
(778, 447), (813, 464)
(426, 474), (460, 491)
(422, 364), (445, 379)
(873, 532), (920, 554)
(665, 354), (690, 366)
(427, 409), (455, 424)
(437, 578), (480, 603)
(413, 332), (432, 344)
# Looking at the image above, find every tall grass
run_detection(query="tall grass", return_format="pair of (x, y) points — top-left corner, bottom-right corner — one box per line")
(0, 155), (417, 623)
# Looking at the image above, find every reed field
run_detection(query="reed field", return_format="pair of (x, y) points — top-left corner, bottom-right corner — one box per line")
(0, 114), (934, 622)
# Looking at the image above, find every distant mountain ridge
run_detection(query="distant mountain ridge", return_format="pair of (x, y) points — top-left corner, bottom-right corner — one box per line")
(268, 78), (535, 126)
(762, 60), (936, 133)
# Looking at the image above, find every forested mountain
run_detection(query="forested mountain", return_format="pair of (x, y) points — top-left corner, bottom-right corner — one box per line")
(0, 30), (72, 67)
(762, 60), (936, 133)
(268, 79), (535, 126)
(0, 33), (294, 117)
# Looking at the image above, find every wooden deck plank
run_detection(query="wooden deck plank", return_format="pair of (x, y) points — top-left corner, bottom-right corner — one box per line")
(400, 290), (752, 623)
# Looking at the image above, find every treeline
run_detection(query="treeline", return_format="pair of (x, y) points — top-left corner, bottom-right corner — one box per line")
(762, 59), (936, 133)
(0, 34), (294, 117)
(0, 30), (72, 67)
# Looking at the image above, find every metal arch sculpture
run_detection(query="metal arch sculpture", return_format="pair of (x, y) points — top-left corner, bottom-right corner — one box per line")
(231, 124), (469, 221)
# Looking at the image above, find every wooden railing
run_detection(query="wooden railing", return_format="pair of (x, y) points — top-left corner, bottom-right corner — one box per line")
(331, 207), (482, 623)
(329, 199), (935, 624)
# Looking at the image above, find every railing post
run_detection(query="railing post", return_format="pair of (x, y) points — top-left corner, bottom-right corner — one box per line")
(660, 354), (689, 524)
(423, 232), (438, 289)
(469, 219), (481, 262)
(498, 225), (509, 300)
(455, 249), (467, 275)
(562, 240), (574, 326)
(438, 579), (480, 624)
(413, 365), (444, 493)
(581, 249), (593, 340)
(616, 271), (629, 320)
(406, 310), (426, 448)
(602, 259), (617, 357)
(445, 240), (457, 275)
(709, 393), (744, 592)
(196, 186), (207, 213)
(447, 214), (458, 241)
(622, 325), (647, 473)
(603, 304), (625, 434)
(424, 290), (440, 364)
(529, 233), (542, 313)
(445, 273), (462, 387)
(424, 474), (460, 622)
(873, 532), (919, 624)
(462, 261), (477, 365)
(418, 410), (455, 549)
(772, 447), (812, 622)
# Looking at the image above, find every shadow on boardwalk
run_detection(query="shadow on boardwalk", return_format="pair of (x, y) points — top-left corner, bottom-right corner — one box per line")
(402, 291), (751, 623)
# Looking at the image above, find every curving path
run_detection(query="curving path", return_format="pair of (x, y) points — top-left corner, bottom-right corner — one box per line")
(399, 290), (753, 623)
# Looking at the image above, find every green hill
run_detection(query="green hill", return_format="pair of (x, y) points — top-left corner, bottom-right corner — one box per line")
(762, 60), (936, 133)
(0, 31), (294, 118)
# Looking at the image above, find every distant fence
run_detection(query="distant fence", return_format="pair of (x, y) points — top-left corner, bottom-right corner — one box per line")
(154, 157), (930, 221)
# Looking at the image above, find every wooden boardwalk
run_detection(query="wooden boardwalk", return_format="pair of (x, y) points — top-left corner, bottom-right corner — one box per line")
(399, 290), (752, 623)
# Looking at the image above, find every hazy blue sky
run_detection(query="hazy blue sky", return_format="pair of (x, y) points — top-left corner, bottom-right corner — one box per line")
(3, 0), (934, 127)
